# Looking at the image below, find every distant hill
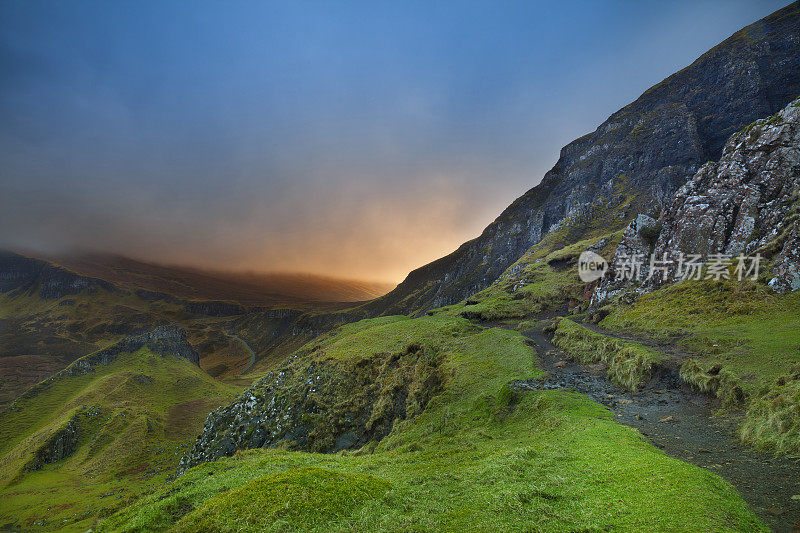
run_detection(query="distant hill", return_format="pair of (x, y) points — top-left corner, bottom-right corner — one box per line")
(0, 327), (241, 530)
(34, 252), (395, 307)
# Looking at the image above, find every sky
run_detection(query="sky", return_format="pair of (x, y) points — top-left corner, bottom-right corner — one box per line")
(0, 0), (790, 283)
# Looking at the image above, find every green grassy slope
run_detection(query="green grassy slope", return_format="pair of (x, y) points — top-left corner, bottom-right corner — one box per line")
(0, 288), (262, 407)
(99, 315), (763, 532)
(599, 280), (800, 454)
(0, 345), (241, 531)
(430, 230), (621, 323)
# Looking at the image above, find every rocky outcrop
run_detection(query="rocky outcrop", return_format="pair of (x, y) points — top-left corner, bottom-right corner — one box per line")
(68, 325), (201, 373)
(24, 417), (80, 471)
(0, 251), (116, 300)
(177, 344), (444, 474)
(656, 98), (799, 291)
(366, 3), (800, 316)
(593, 97), (800, 302)
(590, 215), (660, 303)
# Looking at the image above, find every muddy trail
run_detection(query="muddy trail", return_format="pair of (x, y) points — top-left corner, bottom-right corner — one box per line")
(509, 322), (800, 532)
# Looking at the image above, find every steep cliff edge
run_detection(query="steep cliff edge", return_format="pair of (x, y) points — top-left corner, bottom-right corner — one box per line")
(365, 3), (800, 316)
(595, 96), (800, 301)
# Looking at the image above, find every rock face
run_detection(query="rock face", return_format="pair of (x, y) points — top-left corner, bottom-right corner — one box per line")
(182, 300), (246, 317)
(178, 344), (444, 474)
(366, 4), (800, 315)
(69, 325), (201, 372)
(590, 215), (660, 303)
(24, 417), (80, 471)
(0, 251), (115, 300)
(657, 98), (800, 292)
(594, 97), (800, 302)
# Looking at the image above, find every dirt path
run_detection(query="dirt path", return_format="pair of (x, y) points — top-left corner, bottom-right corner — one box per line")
(510, 323), (800, 532)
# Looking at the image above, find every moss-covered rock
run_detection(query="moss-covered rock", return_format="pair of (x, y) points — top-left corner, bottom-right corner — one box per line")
(178, 324), (446, 474)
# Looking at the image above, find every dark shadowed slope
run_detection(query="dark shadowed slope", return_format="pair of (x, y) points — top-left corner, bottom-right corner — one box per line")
(30, 252), (395, 307)
(365, 2), (800, 316)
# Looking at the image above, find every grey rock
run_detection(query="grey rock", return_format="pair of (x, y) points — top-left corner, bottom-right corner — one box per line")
(365, 4), (800, 316)
(593, 96), (800, 300)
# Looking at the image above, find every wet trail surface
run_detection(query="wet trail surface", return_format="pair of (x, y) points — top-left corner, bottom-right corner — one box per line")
(509, 323), (800, 532)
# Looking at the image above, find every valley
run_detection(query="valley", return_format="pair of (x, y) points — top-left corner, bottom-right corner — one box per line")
(1, 2), (800, 532)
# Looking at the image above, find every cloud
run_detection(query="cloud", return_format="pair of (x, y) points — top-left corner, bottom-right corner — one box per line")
(0, 1), (788, 282)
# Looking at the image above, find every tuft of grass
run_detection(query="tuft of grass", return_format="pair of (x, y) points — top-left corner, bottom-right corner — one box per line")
(679, 360), (746, 406)
(740, 365), (800, 455)
(553, 319), (662, 391)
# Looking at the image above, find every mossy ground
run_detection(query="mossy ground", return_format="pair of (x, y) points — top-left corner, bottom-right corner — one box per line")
(435, 231), (621, 322)
(600, 279), (800, 454)
(99, 315), (763, 532)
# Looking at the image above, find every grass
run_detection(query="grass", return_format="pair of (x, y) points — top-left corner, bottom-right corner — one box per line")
(97, 314), (763, 532)
(306, 314), (480, 361)
(552, 319), (663, 391)
(174, 467), (391, 532)
(0, 345), (241, 531)
(740, 365), (800, 455)
(436, 232), (621, 322)
(600, 279), (800, 454)
(601, 280), (800, 393)
(679, 360), (746, 407)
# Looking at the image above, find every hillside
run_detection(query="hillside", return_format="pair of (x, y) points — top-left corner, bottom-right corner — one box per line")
(37, 253), (394, 307)
(101, 315), (763, 532)
(0, 250), (387, 408)
(0, 327), (242, 531)
(0, 252), (267, 406)
(365, 2), (800, 316)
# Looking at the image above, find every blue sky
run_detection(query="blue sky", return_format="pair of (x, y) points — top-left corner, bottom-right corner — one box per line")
(0, 0), (790, 281)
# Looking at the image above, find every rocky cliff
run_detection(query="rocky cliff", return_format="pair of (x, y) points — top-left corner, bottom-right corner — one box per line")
(0, 251), (116, 300)
(594, 96), (800, 302)
(366, 3), (800, 316)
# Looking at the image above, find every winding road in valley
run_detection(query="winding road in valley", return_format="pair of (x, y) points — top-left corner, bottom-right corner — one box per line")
(225, 334), (256, 375)
(509, 321), (800, 533)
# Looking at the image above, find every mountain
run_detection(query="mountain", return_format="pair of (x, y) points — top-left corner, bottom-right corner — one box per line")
(366, 2), (800, 316)
(594, 95), (800, 302)
(37, 252), (395, 307)
(0, 327), (240, 530)
(0, 250), (389, 408)
(0, 252), (254, 406)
